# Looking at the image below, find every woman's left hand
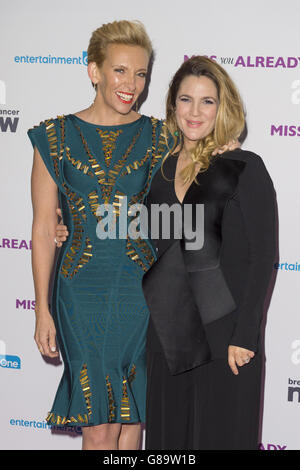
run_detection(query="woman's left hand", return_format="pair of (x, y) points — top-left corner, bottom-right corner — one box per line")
(212, 139), (240, 156)
(228, 345), (255, 375)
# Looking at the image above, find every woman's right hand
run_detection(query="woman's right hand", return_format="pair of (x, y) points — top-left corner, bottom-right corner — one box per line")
(34, 309), (59, 358)
(55, 208), (69, 247)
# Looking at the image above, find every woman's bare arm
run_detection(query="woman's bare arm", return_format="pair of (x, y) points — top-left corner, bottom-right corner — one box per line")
(31, 146), (60, 358)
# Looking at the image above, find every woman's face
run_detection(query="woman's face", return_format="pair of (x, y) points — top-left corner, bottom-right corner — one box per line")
(90, 43), (149, 116)
(175, 75), (219, 148)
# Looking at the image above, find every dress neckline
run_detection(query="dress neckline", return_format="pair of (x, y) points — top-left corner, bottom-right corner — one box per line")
(164, 153), (196, 205)
(68, 113), (146, 129)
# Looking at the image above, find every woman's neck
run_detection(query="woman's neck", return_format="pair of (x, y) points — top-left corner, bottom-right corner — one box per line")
(74, 96), (140, 126)
(179, 143), (194, 162)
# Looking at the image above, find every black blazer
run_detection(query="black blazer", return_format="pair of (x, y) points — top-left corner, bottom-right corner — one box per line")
(142, 150), (277, 375)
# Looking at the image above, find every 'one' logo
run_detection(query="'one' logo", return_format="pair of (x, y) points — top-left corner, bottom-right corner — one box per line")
(0, 355), (21, 369)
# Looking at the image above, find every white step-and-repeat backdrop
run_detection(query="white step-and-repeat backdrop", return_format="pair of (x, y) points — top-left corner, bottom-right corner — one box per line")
(1, 0), (299, 450)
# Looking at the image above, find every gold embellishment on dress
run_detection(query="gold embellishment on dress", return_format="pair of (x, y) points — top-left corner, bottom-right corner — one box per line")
(105, 375), (116, 422)
(96, 129), (123, 167)
(46, 412), (89, 426)
(87, 190), (100, 219)
(124, 119), (168, 272)
(75, 123), (142, 204)
(101, 127), (143, 203)
(45, 119), (59, 178)
(58, 115), (66, 161)
(112, 191), (126, 218)
(121, 377), (130, 421)
(128, 364), (136, 384)
(60, 200), (84, 278)
(120, 149), (151, 177)
(45, 364), (92, 425)
(65, 146), (94, 177)
(126, 236), (155, 272)
(75, 125), (106, 186)
(130, 119), (168, 203)
(42, 116), (66, 179)
(61, 182), (87, 221)
(79, 363), (92, 417)
(70, 237), (92, 278)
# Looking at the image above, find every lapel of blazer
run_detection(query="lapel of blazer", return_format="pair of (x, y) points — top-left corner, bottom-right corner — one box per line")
(142, 239), (211, 375)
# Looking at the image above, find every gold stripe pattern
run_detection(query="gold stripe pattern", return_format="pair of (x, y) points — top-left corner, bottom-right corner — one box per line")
(58, 115), (66, 161)
(46, 365), (137, 425)
(125, 118), (168, 271)
(60, 187), (91, 279)
(126, 236), (155, 272)
(79, 363), (92, 417)
(101, 128), (143, 203)
(120, 364), (137, 421)
(96, 129), (123, 167)
(128, 364), (137, 384)
(70, 237), (93, 279)
(105, 375), (116, 422)
(61, 182), (87, 221)
(60, 200), (84, 278)
(46, 412), (90, 426)
(120, 377), (130, 421)
(75, 124), (142, 204)
(87, 190), (100, 220)
(65, 146), (94, 177)
(112, 191), (126, 218)
(120, 149), (151, 177)
(75, 124), (106, 190)
(43, 115), (66, 179)
(46, 363), (92, 426)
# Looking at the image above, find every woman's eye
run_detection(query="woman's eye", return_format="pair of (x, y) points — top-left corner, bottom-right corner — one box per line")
(179, 97), (190, 102)
(137, 72), (147, 78)
(115, 68), (125, 73)
(204, 99), (215, 105)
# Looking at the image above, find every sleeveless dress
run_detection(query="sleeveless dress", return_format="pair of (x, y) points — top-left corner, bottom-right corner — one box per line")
(28, 114), (167, 426)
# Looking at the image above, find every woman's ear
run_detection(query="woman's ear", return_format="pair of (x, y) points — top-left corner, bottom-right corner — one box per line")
(87, 61), (100, 88)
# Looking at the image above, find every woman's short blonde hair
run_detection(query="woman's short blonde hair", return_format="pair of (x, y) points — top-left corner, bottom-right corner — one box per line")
(87, 20), (153, 68)
(164, 56), (245, 184)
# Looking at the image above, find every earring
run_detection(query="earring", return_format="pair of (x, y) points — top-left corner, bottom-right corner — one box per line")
(135, 99), (139, 112)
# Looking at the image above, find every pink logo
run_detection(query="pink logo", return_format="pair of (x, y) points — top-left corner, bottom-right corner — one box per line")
(184, 55), (300, 69)
(259, 443), (287, 450)
(271, 125), (300, 137)
(0, 238), (31, 250)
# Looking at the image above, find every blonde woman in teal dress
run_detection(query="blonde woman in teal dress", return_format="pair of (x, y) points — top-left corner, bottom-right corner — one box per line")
(29, 20), (169, 450)
(30, 20), (235, 450)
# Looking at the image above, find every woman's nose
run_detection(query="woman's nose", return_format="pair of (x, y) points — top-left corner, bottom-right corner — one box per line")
(191, 103), (202, 116)
(125, 73), (136, 91)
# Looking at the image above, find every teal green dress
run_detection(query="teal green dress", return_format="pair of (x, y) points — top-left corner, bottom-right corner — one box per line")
(28, 114), (167, 426)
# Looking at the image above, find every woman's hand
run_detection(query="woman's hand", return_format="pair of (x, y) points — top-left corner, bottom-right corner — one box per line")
(55, 208), (69, 247)
(34, 309), (59, 358)
(228, 345), (255, 375)
(212, 139), (240, 156)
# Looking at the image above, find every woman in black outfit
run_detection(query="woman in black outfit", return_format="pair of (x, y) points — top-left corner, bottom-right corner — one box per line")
(142, 56), (276, 450)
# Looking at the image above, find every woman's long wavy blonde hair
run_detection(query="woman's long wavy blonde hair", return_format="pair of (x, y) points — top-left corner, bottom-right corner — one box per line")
(163, 56), (245, 184)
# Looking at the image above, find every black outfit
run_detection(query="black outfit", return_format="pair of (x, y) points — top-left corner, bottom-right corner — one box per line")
(142, 149), (277, 450)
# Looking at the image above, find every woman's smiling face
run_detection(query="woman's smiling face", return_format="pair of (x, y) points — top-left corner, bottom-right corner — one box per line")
(175, 75), (219, 148)
(90, 43), (149, 117)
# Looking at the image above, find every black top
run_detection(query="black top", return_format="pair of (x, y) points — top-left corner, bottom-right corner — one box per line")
(143, 149), (277, 374)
